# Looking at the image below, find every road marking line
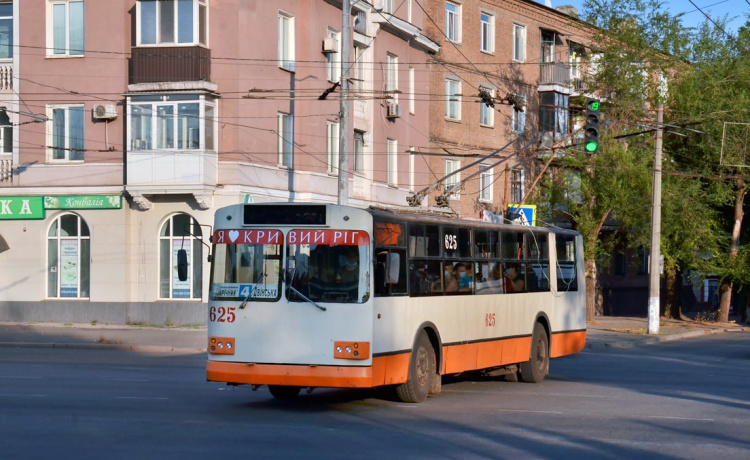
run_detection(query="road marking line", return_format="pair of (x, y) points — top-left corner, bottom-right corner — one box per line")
(115, 396), (168, 400)
(498, 409), (563, 414)
(0, 393), (46, 397)
(648, 415), (714, 421)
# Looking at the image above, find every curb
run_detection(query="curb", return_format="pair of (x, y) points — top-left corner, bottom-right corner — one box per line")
(585, 328), (726, 349)
(0, 342), (205, 354)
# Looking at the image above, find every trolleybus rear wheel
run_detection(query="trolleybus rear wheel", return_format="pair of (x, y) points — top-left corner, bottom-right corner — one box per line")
(519, 323), (549, 383)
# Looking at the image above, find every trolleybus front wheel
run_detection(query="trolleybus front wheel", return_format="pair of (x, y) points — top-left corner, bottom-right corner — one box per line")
(396, 331), (436, 403)
(519, 323), (549, 383)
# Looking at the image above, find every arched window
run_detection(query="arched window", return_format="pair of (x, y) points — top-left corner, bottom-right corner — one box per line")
(47, 213), (90, 298)
(160, 213), (203, 299)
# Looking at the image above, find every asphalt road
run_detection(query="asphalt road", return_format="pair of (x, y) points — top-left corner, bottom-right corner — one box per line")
(1, 333), (749, 459)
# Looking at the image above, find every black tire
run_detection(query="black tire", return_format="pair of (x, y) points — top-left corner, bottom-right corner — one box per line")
(268, 385), (301, 399)
(519, 323), (549, 383)
(396, 331), (435, 403)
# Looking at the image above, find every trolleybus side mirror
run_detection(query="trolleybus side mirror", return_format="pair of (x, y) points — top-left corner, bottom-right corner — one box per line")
(177, 249), (189, 282)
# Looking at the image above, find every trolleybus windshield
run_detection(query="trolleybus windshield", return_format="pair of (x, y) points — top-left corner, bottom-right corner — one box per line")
(286, 229), (370, 304)
(210, 229), (283, 302)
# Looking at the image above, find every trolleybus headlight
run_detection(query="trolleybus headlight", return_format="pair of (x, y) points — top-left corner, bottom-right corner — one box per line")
(346, 347), (352, 354)
(218, 342), (224, 349)
(354, 351), (359, 357)
(336, 346), (343, 353)
(211, 346), (216, 352)
(226, 343), (232, 350)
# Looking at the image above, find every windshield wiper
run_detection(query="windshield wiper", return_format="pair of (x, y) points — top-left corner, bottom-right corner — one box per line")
(239, 288), (252, 309)
(288, 285), (327, 312)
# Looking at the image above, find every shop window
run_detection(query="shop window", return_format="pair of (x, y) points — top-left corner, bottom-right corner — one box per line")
(159, 213), (203, 299)
(47, 213), (90, 298)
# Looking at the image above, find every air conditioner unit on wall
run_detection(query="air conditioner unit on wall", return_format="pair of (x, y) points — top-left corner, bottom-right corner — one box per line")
(322, 38), (338, 53)
(386, 101), (401, 119)
(93, 104), (117, 121)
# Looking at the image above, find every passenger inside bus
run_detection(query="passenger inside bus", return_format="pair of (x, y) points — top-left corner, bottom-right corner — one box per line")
(505, 263), (525, 293)
(454, 262), (472, 293)
(433, 263), (456, 293)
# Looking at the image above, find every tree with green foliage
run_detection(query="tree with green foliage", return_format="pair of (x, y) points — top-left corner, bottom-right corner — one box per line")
(666, 18), (750, 322)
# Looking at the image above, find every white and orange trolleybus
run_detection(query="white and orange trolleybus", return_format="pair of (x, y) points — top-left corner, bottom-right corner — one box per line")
(206, 203), (586, 402)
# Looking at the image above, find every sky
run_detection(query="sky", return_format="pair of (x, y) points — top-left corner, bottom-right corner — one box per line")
(541, 0), (750, 34)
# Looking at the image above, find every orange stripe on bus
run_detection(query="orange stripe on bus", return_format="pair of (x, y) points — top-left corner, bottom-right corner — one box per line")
(442, 336), (532, 374)
(207, 332), (585, 388)
(550, 330), (587, 358)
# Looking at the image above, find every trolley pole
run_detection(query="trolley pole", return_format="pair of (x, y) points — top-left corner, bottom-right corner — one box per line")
(648, 104), (664, 335)
(337, 0), (352, 206)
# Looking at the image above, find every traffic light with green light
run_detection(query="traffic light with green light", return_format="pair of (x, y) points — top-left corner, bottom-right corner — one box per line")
(584, 99), (600, 153)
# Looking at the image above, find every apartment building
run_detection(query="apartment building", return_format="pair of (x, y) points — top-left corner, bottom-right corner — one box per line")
(0, 0), (437, 325)
(420, 0), (595, 218)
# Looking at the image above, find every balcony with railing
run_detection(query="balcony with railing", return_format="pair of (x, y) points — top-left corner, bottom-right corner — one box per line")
(0, 156), (12, 183)
(129, 47), (211, 85)
(539, 62), (571, 87)
(0, 62), (12, 92)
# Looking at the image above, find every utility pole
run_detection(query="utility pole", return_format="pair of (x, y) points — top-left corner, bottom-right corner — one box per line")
(337, 0), (352, 206)
(648, 104), (664, 335)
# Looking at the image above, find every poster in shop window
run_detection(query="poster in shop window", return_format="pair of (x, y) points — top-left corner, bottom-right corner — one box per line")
(172, 241), (191, 298)
(60, 239), (79, 297)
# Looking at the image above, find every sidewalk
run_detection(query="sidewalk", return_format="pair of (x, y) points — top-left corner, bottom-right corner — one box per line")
(0, 317), (747, 354)
(585, 316), (750, 349)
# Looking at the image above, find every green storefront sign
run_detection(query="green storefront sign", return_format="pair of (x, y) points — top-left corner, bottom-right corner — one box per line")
(0, 196), (45, 220)
(44, 195), (122, 210)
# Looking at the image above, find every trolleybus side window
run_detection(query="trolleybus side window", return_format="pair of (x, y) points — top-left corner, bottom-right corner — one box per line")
(374, 221), (408, 297)
(556, 234), (578, 291)
(523, 232), (549, 292)
(286, 229), (371, 303)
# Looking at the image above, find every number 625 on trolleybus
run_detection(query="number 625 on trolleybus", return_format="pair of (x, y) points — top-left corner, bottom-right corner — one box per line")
(201, 203), (586, 403)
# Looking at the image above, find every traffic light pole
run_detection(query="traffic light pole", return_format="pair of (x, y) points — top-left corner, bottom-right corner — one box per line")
(648, 104), (664, 335)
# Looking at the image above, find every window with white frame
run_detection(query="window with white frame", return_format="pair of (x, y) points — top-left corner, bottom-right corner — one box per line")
(47, 213), (90, 298)
(159, 213), (203, 299)
(129, 94), (216, 152)
(445, 159), (459, 195)
(325, 28), (341, 82)
(326, 120), (339, 174)
(479, 86), (494, 127)
(353, 45), (366, 92)
(386, 53), (398, 103)
(387, 138), (397, 185)
(511, 168), (525, 202)
(445, 78), (461, 120)
(513, 23), (525, 62)
(512, 96), (526, 133)
(479, 164), (493, 202)
(48, 105), (84, 162)
(480, 12), (494, 53)
(278, 11), (295, 72)
(445, 2), (460, 43)
(137, 0), (208, 46)
(48, 0), (84, 56)
(0, 110), (12, 154)
(354, 130), (365, 174)
(277, 112), (293, 168)
(0, 2), (13, 59)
